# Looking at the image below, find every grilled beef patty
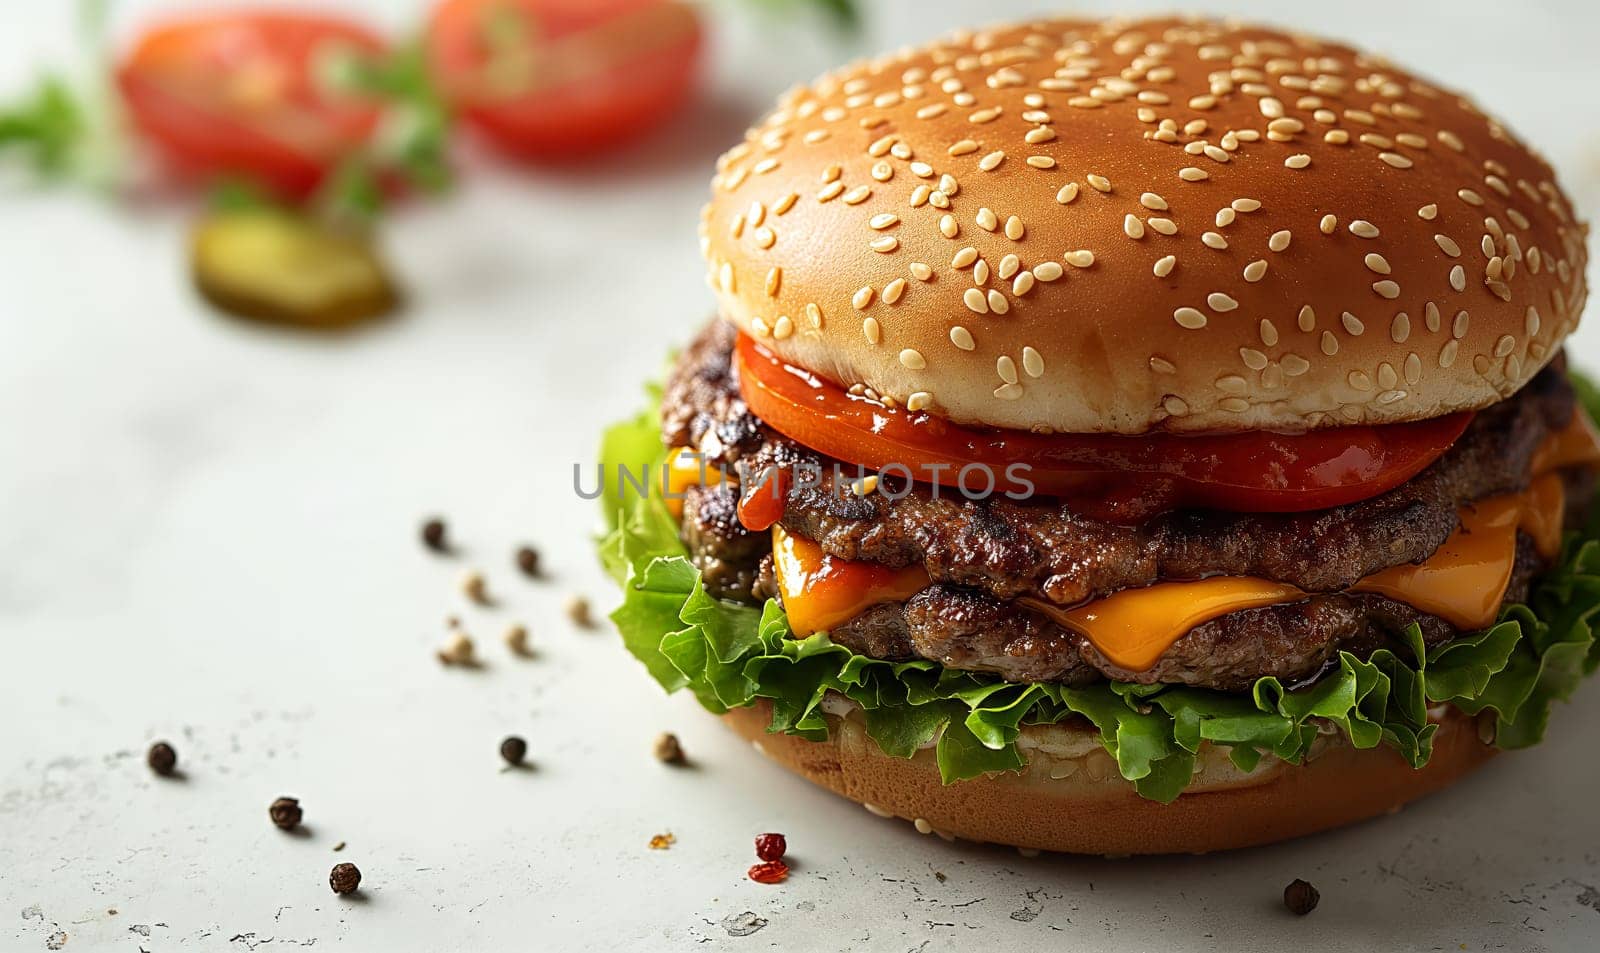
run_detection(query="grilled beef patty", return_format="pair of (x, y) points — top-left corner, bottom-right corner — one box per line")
(664, 320), (1592, 689)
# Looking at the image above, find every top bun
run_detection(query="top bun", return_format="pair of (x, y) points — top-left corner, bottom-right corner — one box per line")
(699, 16), (1588, 433)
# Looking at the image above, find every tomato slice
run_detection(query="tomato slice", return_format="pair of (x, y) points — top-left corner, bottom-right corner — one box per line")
(425, 0), (702, 159)
(117, 12), (387, 197)
(735, 333), (1472, 518)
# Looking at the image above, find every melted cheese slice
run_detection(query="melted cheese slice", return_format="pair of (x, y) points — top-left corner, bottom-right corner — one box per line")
(662, 446), (724, 518)
(772, 526), (930, 636)
(1021, 579), (1304, 670)
(768, 412), (1596, 671)
(1350, 472), (1564, 631)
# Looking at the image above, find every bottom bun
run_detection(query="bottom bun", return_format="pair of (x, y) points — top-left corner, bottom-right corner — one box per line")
(723, 698), (1497, 855)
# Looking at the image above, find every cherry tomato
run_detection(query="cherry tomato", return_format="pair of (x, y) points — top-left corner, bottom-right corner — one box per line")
(425, 0), (702, 159)
(116, 11), (387, 197)
(734, 333), (1472, 517)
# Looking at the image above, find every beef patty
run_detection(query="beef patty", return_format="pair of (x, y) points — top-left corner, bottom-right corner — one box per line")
(663, 320), (1593, 689)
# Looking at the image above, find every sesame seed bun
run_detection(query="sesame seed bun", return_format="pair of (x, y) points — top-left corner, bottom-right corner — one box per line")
(724, 699), (1496, 855)
(699, 16), (1588, 433)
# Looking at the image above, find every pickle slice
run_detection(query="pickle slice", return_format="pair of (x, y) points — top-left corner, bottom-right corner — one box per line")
(190, 210), (400, 329)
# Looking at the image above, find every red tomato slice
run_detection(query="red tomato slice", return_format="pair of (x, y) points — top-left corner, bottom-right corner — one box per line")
(426, 0), (702, 159)
(735, 333), (1472, 518)
(117, 12), (387, 197)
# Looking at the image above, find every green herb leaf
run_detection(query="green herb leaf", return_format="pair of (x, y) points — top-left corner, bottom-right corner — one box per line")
(0, 76), (85, 175)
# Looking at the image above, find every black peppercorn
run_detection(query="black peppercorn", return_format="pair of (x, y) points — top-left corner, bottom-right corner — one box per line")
(420, 518), (448, 553)
(269, 797), (303, 831)
(515, 546), (540, 578)
(330, 862), (362, 895)
(147, 741), (177, 777)
(500, 736), (528, 766)
(1283, 878), (1320, 916)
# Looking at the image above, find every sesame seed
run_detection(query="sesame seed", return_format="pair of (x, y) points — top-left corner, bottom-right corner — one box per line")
(1141, 192), (1168, 211)
(948, 139), (979, 156)
(1349, 220), (1380, 239)
(817, 181), (845, 202)
(909, 262), (933, 281)
(1269, 230), (1292, 252)
(774, 193), (798, 216)
(1153, 255), (1176, 278)
(1449, 265), (1466, 291)
(1056, 182), (1080, 204)
(963, 288), (989, 314)
(1207, 292), (1239, 312)
(871, 161), (893, 182)
(998, 254), (1020, 280)
(1284, 154), (1311, 169)
(978, 150), (1006, 171)
(910, 161), (934, 178)
(950, 325), (975, 350)
(976, 207), (998, 231)
(1320, 331), (1339, 355)
(883, 277), (907, 304)
(1087, 174), (1112, 193)
(842, 186), (871, 205)
(1243, 260), (1268, 282)
(996, 356), (1018, 385)
(1373, 280), (1400, 299)
(1364, 253), (1391, 275)
(1022, 347), (1045, 378)
(1173, 307), (1207, 329)
(952, 246), (978, 268)
(1179, 167), (1209, 181)
(765, 267), (782, 297)
(870, 236), (899, 253)
(870, 213), (899, 230)
(1025, 126), (1056, 144)
(753, 226), (776, 249)
(1458, 188), (1484, 207)
(1032, 261), (1064, 282)
(939, 215), (958, 238)
(973, 259), (991, 285)
(772, 315), (794, 339)
(806, 302), (823, 328)
(852, 286), (874, 310)
(1124, 214), (1146, 239)
(1012, 271), (1035, 296)
(1148, 217), (1177, 235)
(899, 348), (926, 370)
(987, 289), (1009, 313)
(862, 317), (881, 344)
(1064, 250), (1095, 268)
(1202, 231), (1228, 250)
(1379, 152), (1412, 169)
(1319, 214), (1337, 234)
(1026, 155), (1057, 169)
(910, 185), (931, 208)
(1215, 208), (1237, 228)
(1004, 216), (1025, 240)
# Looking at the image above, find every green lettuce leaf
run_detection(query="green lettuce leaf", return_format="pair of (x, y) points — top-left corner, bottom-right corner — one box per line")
(597, 373), (1600, 803)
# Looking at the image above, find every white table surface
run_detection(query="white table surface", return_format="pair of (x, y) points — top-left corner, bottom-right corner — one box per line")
(5, 1), (1600, 950)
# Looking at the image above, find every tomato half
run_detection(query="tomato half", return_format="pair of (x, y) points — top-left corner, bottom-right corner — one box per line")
(117, 12), (387, 198)
(426, 0), (702, 159)
(735, 334), (1472, 518)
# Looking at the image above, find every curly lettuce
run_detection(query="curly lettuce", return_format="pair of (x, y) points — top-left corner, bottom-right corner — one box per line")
(597, 377), (1600, 803)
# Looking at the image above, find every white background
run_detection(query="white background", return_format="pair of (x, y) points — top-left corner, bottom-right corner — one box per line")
(4, 1), (1600, 950)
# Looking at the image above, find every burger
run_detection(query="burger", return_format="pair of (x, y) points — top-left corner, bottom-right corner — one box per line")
(598, 15), (1600, 854)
